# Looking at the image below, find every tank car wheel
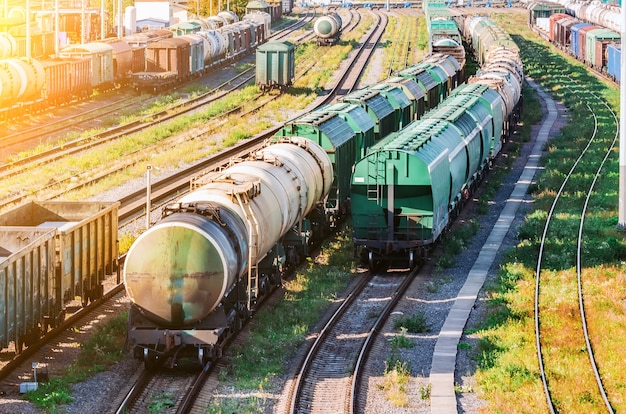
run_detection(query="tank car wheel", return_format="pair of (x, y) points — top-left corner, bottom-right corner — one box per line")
(409, 250), (415, 269)
(198, 348), (210, 368)
(143, 348), (159, 370)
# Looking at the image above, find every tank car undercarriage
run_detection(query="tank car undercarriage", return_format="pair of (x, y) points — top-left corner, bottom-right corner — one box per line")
(127, 211), (326, 369)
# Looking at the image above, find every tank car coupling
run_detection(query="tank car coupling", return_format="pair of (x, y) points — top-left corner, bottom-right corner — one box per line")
(164, 330), (183, 351)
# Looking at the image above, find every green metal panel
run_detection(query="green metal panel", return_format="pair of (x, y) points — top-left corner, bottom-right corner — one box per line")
(341, 89), (395, 140)
(325, 102), (376, 159)
(426, 95), (492, 181)
(351, 121), (452, 245)
(451, 83), (504, 156)
(277, 110), (355, 212)
(385, 76), (426, 120)
(398, 66), (440, 109)
(369, 84), (412, 130)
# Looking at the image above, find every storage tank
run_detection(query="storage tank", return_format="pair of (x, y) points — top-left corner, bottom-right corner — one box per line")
(123, 137), (333, 326)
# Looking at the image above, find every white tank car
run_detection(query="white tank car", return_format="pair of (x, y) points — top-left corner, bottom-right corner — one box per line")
(123, 137), (333, 327)
(314, 12), (342, 46)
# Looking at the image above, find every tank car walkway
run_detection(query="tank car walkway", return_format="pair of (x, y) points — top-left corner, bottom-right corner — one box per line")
(428, 78), (558, 413)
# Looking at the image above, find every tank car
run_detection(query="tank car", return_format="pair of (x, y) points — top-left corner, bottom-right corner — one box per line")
(124, 137), (333, 367)
(314, 12), (342, 46)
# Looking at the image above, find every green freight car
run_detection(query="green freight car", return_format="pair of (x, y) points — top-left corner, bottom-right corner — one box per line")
(276, 105), (374, 222)
(256, 41), (295, 92)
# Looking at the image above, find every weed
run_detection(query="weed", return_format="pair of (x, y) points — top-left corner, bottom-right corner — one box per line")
(394, 312), (429, 333)
(148, 392), (175, 413)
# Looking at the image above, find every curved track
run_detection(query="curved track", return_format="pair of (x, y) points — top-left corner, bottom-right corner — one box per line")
(534, 77), (618, 414)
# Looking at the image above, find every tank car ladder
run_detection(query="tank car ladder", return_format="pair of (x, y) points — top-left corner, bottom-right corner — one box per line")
(232, 181), (261, 310)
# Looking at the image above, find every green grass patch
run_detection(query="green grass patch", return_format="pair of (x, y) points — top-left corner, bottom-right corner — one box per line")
(472, 11), (626, 413)
(218, 225), (355, 391)
(24, 313), (128, 412)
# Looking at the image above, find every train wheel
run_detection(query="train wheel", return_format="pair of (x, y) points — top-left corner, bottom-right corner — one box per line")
(409, 250), (415, 269)
(198, 348), (210, 368)
(143, 348), (161, 370)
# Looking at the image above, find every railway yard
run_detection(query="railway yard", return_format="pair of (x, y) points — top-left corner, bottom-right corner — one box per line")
(1, 2), (625, 413)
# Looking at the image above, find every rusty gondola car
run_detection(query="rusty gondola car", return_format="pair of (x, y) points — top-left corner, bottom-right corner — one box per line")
(0, 201), (119, 354)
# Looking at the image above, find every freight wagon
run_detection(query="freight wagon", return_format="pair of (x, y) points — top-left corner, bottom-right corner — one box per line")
(256, 41), (295, 91)
(0, 201), (119, 354)
(0, 9), (272, 121)
(351, 14), (523, 269)
(314, 12), (342, 46)
(527, 0), (622, 82)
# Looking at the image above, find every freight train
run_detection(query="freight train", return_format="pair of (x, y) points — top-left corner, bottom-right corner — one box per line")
(526, 0), (621, 82)
(122, 4), (518, 368)
(123, 50), (463, 367)
(0, 11), (273, 122)
(351, 14), (523, 269)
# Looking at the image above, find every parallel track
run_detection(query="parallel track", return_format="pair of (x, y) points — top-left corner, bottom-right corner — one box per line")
(114, 9), (391, 413)
(533, 75), (617, 413)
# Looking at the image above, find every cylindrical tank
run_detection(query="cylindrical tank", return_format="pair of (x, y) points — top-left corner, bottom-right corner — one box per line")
(0, 57), (45, 103)
(218, 11), (239, 25)
(198, 30), (228, 61)
(314, 12), (342, 39)
(123, 137), (333, 327)
(0, 33), (17, 58)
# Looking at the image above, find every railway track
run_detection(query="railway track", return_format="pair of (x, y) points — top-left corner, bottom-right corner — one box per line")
(285, 268), (416, 414)
(0, 9), (388, 411)
(110, 10), (392, 413)
(0, 14), (333, 213)
(0, 12), (313, 147)
(534, 76), (618, 413)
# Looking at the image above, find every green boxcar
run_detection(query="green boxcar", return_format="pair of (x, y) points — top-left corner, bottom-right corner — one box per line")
(384, 76), (427, 121)
(256, 41), (295, 91)
(585, 28), (620, 70)
(340, 88), (395, 140)
(324, 102), (376, 158)
(367, 83), (413, 131)
(276, 109), (356, 218)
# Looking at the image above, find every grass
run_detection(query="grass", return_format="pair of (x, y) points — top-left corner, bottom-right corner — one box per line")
(217, 225), (355, 394)
(468, 11), (626, 413)
(23, 313), (128, 412)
